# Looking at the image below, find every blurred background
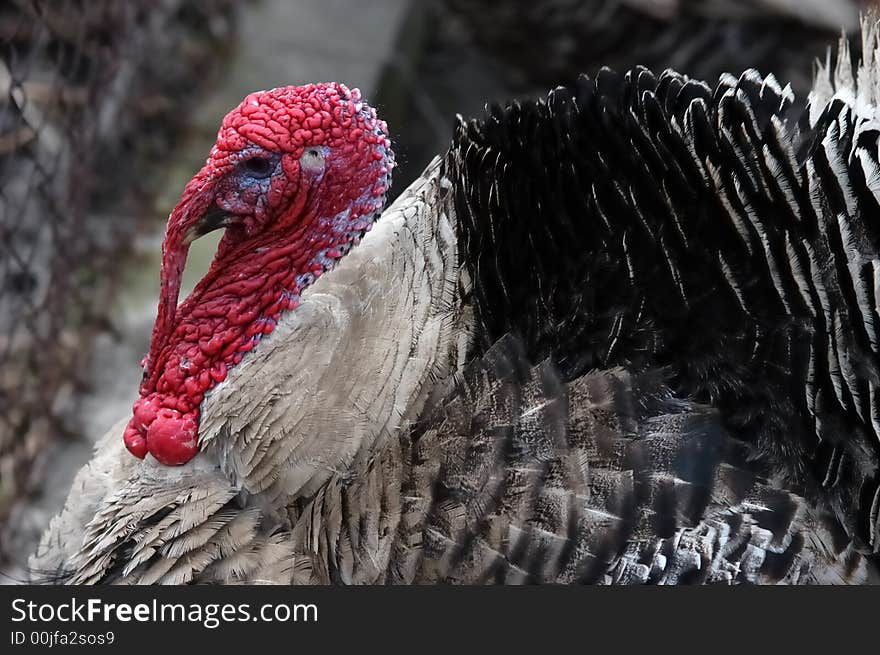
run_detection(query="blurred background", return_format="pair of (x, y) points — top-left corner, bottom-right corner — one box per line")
(0, 0), (874, 580)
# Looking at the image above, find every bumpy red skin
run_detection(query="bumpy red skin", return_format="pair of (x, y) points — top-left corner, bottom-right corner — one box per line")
(124, 83), (393, 465)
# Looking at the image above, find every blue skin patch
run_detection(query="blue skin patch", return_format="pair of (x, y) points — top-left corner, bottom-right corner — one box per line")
(235, 149), (282, 186)
(214, 148), (282, 220)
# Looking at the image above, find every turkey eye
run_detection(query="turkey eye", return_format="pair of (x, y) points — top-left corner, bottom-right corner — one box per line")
(241, 156), (273, 178)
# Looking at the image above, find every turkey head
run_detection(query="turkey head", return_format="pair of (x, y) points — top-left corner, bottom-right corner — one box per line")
(124, 83), (393, 465)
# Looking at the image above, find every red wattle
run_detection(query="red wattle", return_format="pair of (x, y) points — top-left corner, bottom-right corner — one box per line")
(145, 409), (199, 465)
(123, 424), (147, 459)
(132, 396), (160, 427)
(125, 82), (393, 468)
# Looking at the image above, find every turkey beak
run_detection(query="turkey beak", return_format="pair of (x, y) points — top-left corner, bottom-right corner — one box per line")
(183, 203), (232, 245)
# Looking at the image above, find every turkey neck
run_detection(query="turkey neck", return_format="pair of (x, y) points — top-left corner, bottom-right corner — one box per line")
(146, 222), (321, 399)
(198, 157), (473, 503)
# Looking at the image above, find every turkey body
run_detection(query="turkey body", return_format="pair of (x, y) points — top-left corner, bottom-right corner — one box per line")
(32, 20), (880, 584)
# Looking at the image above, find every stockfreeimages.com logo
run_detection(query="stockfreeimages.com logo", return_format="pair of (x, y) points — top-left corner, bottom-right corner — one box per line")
(11, 598), (318, 630)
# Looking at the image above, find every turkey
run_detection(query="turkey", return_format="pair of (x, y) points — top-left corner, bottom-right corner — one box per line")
(30, 15), (880, 584)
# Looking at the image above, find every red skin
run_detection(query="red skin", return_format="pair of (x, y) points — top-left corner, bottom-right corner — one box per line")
(124, 83), (393, 465)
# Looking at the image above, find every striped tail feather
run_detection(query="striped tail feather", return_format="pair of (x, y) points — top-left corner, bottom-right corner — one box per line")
(448, 14), (880, 572)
